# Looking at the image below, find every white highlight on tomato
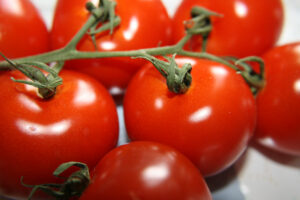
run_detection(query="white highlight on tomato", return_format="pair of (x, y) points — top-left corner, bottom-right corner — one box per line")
(16, 119), (71, 136)
(123, 17), (139, 41)
(293, 79), (300, 94)
(74, 80), (96, 106)
(1, 0), (24, 16)
(154, 98), (164, 110)
(18, 94), (42, 112)
(235, 1), (248, 18)
(189, 106), (212, 123)
(142, 164), (169, 187)
(100, 41), (116, 50)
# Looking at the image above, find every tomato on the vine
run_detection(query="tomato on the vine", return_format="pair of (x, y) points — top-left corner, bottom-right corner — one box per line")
(0, 0), (49, 60)
(124, 57), (256, 176)
(50, 0), (172, 92)
(80, 141), (212, 200)
(172, 0), (284, 57)
(255, 42), (300, 156)
(0, 70), (119, 199)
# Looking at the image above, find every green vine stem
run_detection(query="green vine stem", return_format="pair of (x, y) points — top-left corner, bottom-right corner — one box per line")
(0, 2), (264, 95)
(21, 162), (90, 200)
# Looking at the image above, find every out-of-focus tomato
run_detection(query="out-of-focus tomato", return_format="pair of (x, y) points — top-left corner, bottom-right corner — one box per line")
(172, 0), (284, 57)
(0, 70), (119, 199)
(80, 141), (212, 200)
(0, 0), (49, 60)
(255, 42), (300, 156)
(124, 57), (256, 176)
(50, 0), (172, 92)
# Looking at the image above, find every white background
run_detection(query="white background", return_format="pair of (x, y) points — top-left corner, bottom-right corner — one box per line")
(30, 1), (300, 200)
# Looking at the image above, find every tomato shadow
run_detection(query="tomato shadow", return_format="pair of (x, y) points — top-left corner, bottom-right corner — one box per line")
(250, 141), (300, 169)
(205, 166), (245, 200)
(0, 195), (15, 200)
(112, 93), (125, 106)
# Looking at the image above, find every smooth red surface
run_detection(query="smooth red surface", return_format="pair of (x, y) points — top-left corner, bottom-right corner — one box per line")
(124, 58), (256, 176)
(0, 0), (49, 59)
(255, 42), (300, 156)
(80, 141), (212, 200)
(0, 70), (119, 199)
(172, 0), (283, 57)
(50, 0), (172, 91)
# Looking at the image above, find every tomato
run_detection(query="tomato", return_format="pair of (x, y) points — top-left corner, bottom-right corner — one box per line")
(0, 0), (49, 60)
(0, 70), (119, 199)
(123, 57), (256, 176)
(255, 42), (300, 156)
(80, 141), (212, 200)
(50, 0), (172, 92)
(172, 0), (284, 57)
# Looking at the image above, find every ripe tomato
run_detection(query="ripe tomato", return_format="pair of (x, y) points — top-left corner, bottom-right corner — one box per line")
(80, 141), (212, 200)
(123, 57), (256, 176)
(50, 0), (172, 92)
(172, 0), (283, 57)
(0, 0), (49, 60)
(255, 42), (300, 156)
(0, 70), (119, 199)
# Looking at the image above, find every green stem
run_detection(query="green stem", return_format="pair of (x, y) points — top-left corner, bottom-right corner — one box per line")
(0, 3), (264, 95)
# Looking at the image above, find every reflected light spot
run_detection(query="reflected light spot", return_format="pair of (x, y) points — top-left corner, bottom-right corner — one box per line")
(189, 106), (212, 123)
(211, 66), (228, 77)
(16, 119), (71, 136)
(240, 184), (250, 196)
(74, 80), (96, 106)
(3, 0), (23, 16)
(123, 17), (139, 41)
(235, 1), (248, 18)
(18, 94), (41, 112)
(154, 98), (163, 110)
(294, 45), (300, 54)
(109, 86), (123, 95)
(294, 79), (300, 94)
(294, 45), (300, 64)
(24, 83), (37, 92)
(259, 137), (275, 147)
(100, 41), (116, 50)
(142, 164), (169, 187)
(177, 58), (196, 66)
(90, 0), (99, 7)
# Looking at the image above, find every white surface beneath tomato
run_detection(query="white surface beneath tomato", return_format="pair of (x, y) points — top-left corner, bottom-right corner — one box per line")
(27, 1), (300, 200)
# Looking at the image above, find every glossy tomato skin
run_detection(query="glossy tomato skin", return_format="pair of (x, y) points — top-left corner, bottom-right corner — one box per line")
(50, 0), (172, 92)
(255, 42), (300, 156)
(124, 58), (256, 176)
(0, 0), (49, 60)
(0, 70), (119, 199)
(80, 141), (212, 200)
(172, 0), (283, 57)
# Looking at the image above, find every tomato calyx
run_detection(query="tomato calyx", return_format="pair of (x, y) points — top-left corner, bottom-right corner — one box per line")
(22, 162), (90, 200)
(184, 7), (222, 52)
(135, 53), (192, 94)
(0, 53), (63, 99)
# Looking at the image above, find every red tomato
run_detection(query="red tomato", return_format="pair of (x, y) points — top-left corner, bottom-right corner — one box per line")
(123, 57), (256, 176)
(172, 0), (283, 57)
(80, 141), (212, 200)
(50, 0), (172, 92)
(0, 0), (49, 60)
(0, 70), (119, 199)
(255, 42), (300, 156)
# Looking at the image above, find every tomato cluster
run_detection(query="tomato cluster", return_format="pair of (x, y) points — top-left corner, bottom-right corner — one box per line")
(0, 0), (299, 199)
